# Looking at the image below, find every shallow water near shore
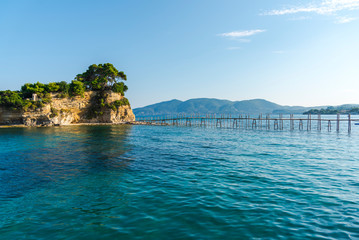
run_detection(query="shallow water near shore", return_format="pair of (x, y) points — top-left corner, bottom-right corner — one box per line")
(1, 124), (359, 239)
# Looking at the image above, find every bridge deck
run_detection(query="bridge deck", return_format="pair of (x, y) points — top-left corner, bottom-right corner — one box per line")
(136, 114), (358, 132)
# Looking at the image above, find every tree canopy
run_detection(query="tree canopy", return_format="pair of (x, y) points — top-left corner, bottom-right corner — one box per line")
(69, 81), (85, 96)
(0, 90), (24, 109)
(75, 63), (127, 94)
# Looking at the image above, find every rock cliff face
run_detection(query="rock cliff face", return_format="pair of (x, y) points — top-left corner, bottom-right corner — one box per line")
(0, 91), (135, 126)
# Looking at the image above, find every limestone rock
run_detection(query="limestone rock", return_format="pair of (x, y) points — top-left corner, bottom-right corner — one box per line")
(0, 91), (135, 126)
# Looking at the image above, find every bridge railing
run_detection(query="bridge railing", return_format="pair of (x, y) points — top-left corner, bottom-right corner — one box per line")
(136, 114), (359, 133)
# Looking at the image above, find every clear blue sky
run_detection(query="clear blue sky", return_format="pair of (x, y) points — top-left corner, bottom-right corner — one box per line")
(1, 0), (358, 108)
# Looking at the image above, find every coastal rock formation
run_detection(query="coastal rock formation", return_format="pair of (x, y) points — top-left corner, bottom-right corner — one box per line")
(0, 91), (135, 126)
(0, 108), (23, 124)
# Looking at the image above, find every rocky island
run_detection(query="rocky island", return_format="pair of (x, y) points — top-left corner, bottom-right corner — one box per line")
(0, 63), (135, 126)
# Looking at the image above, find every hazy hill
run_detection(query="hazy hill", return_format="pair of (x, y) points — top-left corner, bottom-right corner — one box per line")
(133, 98), (317, 116)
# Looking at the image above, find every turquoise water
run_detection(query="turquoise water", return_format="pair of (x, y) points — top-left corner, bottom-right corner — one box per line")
(1, 125), (359, 239)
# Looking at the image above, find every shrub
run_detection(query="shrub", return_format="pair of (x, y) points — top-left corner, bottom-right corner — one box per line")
(50, 107), (59, 118)
(0, 90), (24, 110)
(108, 98), (130, 111)
(113, 98), (130, 107)
(58, 81), (70, 94)
(57, 93), (69, 98)
(46, 82), (60, 92)
(69, 80), (85, 97)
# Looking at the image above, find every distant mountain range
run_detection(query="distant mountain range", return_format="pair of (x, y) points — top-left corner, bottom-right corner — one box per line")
(133, 98), (351, 116)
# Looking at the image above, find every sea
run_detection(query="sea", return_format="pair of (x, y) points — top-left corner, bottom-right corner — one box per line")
(1, 120), (359, 239)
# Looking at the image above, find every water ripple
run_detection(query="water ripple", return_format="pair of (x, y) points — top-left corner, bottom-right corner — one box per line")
(0, 125), (359, 239)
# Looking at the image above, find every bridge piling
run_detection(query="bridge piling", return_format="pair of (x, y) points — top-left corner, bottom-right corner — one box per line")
(299, 119), (303, 131)
(290, 114), (294, 131)
(318, 114), (321, 131)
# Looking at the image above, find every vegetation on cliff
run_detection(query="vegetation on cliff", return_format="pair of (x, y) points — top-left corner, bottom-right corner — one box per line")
(0, 63), (129, 112)
(75, 63), (128, 95)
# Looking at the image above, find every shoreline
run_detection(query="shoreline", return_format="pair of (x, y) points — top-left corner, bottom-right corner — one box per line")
(0, 121), (162, 128)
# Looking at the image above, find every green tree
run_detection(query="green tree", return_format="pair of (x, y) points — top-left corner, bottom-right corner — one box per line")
(46, 82), (60, 92)
(112, 82), (128, 95)
(76, 63), (127, 93)
(69, 80), (85, 96)
(0, 90), (24, 109)
(20, 82), (46, 98)
(57, 81), (70, 97)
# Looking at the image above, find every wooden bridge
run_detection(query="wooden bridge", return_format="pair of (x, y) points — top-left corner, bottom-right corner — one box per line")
(136, 114), (359, 133)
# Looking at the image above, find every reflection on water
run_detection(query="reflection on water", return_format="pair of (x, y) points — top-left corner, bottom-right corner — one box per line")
(79, 125), (133, 170)
(0, 125), (133, 199)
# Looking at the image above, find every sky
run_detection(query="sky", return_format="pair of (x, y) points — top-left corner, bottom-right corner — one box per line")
(1, 0), (359, 108)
